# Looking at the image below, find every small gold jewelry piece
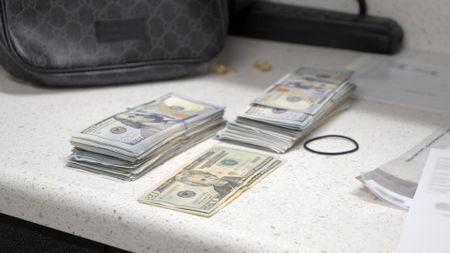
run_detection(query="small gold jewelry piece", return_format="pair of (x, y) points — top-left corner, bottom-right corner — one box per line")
(214, 64), (236, 75)
(254, 60), (272, 72)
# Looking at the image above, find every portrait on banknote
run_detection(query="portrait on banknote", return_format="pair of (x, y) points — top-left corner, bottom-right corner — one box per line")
(175, 170), (241, 196)
(113, 111), (179, 138)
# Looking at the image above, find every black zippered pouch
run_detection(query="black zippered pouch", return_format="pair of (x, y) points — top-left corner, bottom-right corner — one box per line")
(0, 0), (228, 86)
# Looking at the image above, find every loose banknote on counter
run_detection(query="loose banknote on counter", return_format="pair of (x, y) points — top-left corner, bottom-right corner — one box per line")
(67, 93), (225, 181)
(359, 128), (450, 209)
(139, 145), (284, 217)
(217, 67), (356, 153)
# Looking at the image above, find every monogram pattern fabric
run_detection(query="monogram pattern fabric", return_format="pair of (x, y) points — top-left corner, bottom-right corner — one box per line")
(0, 0), (228, 86)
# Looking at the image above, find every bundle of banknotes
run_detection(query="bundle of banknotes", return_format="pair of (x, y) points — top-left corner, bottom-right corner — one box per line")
(139, 145), (284, 217)
(67, 93), (225, 181)
(217, 67), (356, 153)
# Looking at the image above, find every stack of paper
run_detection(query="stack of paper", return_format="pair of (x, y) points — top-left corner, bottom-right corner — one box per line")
(359, 128), (450, 209)
(396, 149), (450, 253)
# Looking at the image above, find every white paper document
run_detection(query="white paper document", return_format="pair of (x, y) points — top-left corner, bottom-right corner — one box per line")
(359, 128), (450, 210)
(347, 55), (450, 115)
(396, 149), (450, 253)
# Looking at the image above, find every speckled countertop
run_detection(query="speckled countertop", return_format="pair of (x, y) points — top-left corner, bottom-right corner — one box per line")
(1, 37), (450, 253)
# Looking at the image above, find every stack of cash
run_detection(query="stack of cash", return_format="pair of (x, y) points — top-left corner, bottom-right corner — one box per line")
(217, 67), (356, 153)
(139, 145), (284, 217)
(68, 93), (225, 181)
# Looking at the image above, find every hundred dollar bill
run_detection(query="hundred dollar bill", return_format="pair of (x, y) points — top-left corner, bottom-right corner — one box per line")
(218, 80), (355, 153)
(238, 104), (312, 130)
(68, 93), (225, 181)
(71, 93), (224, 161)
(295, 66), (353, 84)
(253, 80), (336, 114)
(138, 145), (284, 217)
(70, 119), (224, 170)
(253, 68), (353, 114)
(215, 66), (355, 153)
(68, 119), (224, 181)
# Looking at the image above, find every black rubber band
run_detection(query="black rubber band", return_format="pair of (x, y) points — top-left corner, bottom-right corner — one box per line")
(303, 135), (359, 155)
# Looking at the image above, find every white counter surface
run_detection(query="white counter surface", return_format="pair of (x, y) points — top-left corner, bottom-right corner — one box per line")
(1, 37), (450, 253)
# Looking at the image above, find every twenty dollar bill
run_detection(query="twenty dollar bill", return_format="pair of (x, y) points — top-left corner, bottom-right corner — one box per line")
(138, 145), (284, 217)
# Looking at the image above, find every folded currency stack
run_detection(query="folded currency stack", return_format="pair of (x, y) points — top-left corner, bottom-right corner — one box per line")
(68, 93), (225, 181)
(139, 145), (284, 217)
(217, 67), (356, 153)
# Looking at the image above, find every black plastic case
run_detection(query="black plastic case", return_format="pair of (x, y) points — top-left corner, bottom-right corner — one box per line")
(229, 2), (404, 54)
